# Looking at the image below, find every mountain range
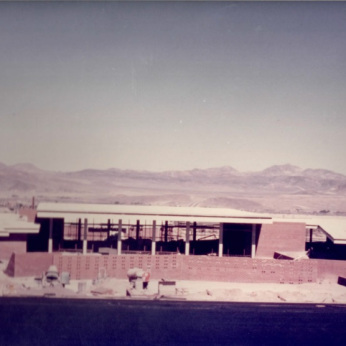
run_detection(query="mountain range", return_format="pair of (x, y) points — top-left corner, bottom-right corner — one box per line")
(1, 162), (346, 214)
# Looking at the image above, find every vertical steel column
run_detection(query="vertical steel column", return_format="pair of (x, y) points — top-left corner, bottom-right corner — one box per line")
(107, 219), (111, 239)
(310, 228), (313, 244)
(251, 224), (257, 258)
(185, 222), (190, 256)
(77, 218), (81, 242)
(83, 218), (88, 254)
(136, 220), (140, 240)
(151, 220), (156, 255)
(136, 220), (140, 250)
(164, 221), (168, 243)
(117, 219), (122, 255)
(218, 223), (224, 257)
(48, 218), (53, 253)
(193, 222), (197, 242)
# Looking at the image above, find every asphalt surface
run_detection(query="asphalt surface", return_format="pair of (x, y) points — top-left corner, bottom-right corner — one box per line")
(0, 297), (346, 346)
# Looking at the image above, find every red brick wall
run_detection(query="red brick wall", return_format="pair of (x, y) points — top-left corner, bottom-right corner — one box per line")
(6, 253), (318, 284)
(0, 235), (27, 260)
(180, 256), (316, 284)
(256, 222), (306, 258)
(6, 252), (54, 277)
(52, 254), (181, 280)
(314, 259), (346, 281)
(18, 207), (37, 222)
(52, 255), (317, 284)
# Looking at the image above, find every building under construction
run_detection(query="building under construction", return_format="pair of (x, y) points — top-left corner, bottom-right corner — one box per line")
(2, 202), (346, 284)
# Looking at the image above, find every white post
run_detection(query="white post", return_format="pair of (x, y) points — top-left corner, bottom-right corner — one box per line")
(251, 224), (256, 258)
(48, 218), (53, 253)
(218, 223), (224, 257)
(151, 220), (156, 255)
(185, 222), (190, 256)
(117, 219), (122, 255)
(82, 218), (88, 254)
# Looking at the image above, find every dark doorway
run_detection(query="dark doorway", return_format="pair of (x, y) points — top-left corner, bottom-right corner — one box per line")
(223, 223), (252, 256)
(27, 218), (64, 252)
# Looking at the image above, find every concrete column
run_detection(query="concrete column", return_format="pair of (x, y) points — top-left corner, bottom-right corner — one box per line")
(83, 218), (88, 254)
(309, 228), (313, 244)
(117, 219), (122, 255)
(151, 220), (156, 255)
(251, 224), (257, 258)
(218, 223), (224, 257)
(185, 222), (190, 256)
(151, 220), (156, 256)
(48, 218), (53, 253)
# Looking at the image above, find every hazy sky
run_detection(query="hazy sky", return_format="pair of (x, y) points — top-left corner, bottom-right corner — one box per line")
(1, 2), (345, 173)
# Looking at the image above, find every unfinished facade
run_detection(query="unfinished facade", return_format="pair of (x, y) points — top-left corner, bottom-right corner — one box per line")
(3, 202), (346, 284)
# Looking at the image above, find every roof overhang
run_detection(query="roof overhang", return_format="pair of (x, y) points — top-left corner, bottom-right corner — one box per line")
(37, 202), (273, 225)
(0, 213), (40, 236)
(305, 217), (346, 245)
(3, 225), (40, 234)
(316, 225), (346, 245)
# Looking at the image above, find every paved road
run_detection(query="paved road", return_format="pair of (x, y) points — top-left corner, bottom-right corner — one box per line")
(0, 297), (346, 345)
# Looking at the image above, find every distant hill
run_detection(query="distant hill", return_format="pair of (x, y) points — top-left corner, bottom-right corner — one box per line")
(1, 162), (346, 214)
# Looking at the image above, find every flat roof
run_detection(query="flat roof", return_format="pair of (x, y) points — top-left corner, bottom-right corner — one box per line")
(0, 213), (40, 237)
(311, 217), (346, 245)
(272, 214), (346, 245)
(36, 203), (346, 244)
(37, 202), (273, 225)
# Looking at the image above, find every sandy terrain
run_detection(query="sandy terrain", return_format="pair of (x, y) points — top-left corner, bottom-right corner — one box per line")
(1, 260), (345, 304)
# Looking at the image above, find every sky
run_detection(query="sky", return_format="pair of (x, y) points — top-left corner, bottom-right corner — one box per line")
(0, 2), (346, 174)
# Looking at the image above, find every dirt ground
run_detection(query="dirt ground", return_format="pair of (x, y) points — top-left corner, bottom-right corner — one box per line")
(1, 260), (345, 304)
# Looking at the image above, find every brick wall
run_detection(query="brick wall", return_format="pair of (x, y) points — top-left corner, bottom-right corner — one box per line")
(52, 255), (316, 284)
(6, 253), (319, 284)
(180, 256), (316, 284)
(52, 254), (182, 280)
(18, 207), (37, 222)
(314, 259), (346, 281)
(256, 222), (306, 258)
(5, 252), (54, 277)
(0, 235), (27, 260)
